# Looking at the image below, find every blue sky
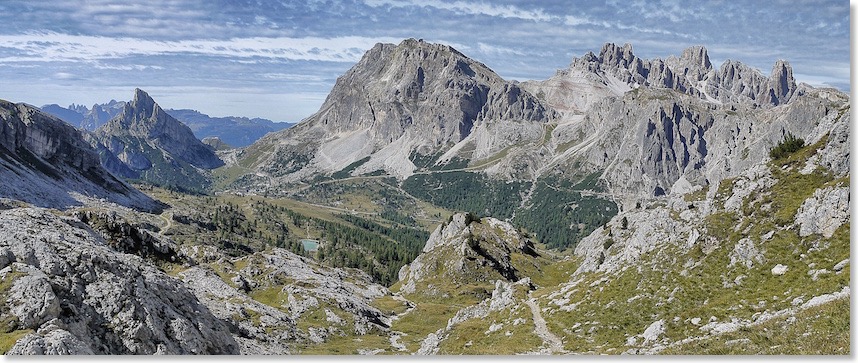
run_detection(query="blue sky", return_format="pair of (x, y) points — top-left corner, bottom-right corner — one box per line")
(0, 0), (850, 122)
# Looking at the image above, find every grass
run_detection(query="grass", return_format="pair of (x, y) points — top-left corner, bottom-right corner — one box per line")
(298, 331), (392, 355)
(438, 306), (543, 354)
(371, 296), (410, 316)
(390, 302), (462, 352)
(662, 298), (849, 355)
(249, 286), (287, 310)
(0, 329), (32, 354)
(0, 269), (29, 354)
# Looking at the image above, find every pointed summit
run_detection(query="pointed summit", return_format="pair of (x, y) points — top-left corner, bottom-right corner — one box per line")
(89, 89), (223, 192)
(131, 88), (157, 118)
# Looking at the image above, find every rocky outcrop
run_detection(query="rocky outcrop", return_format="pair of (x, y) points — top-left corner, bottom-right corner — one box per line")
(0, 207), (238, 354)
(399, 213), (537, 295)
(795, 186), (850, 238)
(0, 100), (162, 212)
(89, 89), (223, 192)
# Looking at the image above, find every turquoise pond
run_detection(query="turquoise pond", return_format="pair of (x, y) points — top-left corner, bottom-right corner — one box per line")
(300, 239), (319, 251)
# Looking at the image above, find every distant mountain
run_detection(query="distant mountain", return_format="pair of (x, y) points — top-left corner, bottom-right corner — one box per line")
(0, 99), (162, 211)
(39, 104), (84, 125)
(87, 88), (224, 193)
(165, 109), (292, 148)
(40, 101), (126, 131)
(40, 103), (290, 148)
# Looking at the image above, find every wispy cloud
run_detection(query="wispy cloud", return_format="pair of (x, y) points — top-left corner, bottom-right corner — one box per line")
(0, 33), (400, 63)
(366, 0), (557, 22)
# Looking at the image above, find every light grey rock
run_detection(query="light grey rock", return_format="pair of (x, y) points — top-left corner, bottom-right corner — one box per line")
(802, 286), (850, 309)
(400, 213), (537, 295)
(833, 259), (849, 272)
(4, 264), (61, 329)
(230, 38), (554, 188)
(642, 319), (665, 345)
(0, 207), (239, 355)
(795, 186), (850, 238)
(7, 320), (94, 355)
(729, 238), (764, 269)
(771, 264), (789, 276)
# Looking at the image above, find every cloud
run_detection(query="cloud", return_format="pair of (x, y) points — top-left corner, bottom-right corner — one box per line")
(53, 72), (78, 80)
(365, 0), (557, 22)
(0, 33), (401, 64)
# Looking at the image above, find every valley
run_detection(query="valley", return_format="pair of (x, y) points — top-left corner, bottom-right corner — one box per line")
(0, 38), (849, 355)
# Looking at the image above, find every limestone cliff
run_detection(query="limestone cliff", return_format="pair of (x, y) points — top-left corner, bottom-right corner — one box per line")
(0, 100), (161, 212)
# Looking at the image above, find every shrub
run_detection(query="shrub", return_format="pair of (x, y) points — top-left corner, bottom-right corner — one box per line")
(769, 132), (805, 159)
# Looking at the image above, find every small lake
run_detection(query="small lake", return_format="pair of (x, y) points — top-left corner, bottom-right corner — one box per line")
(300, 239), (319, 252)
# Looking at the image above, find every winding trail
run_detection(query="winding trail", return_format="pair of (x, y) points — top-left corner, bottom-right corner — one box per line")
(525, 294), (565, 354)
(157, 211), (173, 237)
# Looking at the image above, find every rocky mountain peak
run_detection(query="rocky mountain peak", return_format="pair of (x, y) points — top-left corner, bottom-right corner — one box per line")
(598, 42), (637, 69)
(765, 59), (797, 105)
(243, 38), (553, 183)
(560, 42), (800, 108)
(680, 45), (712, 70)
(130, 88), (158, 119)
(88, 89), (223, 192)
(399, 213), (538, 295)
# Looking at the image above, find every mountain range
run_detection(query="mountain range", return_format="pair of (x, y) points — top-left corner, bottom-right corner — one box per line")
(40, 102), (292, 148)
(0, 39), (849, 355)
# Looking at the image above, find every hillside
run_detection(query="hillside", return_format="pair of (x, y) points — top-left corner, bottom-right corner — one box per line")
(0, 99), (162, 212)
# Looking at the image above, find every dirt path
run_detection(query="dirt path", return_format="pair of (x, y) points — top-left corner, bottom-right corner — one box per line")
(157, 211), (173, 237)
(525, 294), (565, 354)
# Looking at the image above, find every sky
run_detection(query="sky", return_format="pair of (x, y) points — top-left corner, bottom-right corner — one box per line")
(0, 0), (850, 122)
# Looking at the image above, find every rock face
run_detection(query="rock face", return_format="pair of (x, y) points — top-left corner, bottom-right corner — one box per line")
(177, 247), (391, 354)
(0, 207), (238, 354)
(231, 38), (554, 187)
(795, 186), (850, 238)
(0, 100), (161, 212)
(525, 49), (845, 205)
(89, 89), (224, 192)
(399, 212), (538, 295)
(227, 41), (841, 210)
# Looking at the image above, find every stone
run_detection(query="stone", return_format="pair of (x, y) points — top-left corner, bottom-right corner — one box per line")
(642, 320), (665, 345)
(771, 264), (789, 276)
(729, 238), (764, 269)
(0, 207), (239, 354)
(795, 186), (850, 238)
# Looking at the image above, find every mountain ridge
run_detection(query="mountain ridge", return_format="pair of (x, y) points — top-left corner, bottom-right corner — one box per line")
(87, 88), (224, 192)
(0, 99), (162, 212)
